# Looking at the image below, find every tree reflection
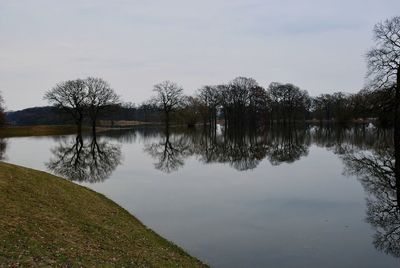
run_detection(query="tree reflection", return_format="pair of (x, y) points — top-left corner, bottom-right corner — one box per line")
(143, 126), (311, 173)
(42, 124), (400, 258)
(197, 128), (269, 171)
(0, 138), (6, 160)
(143, 129), (191, 173)
(312, 125), (392, 155)
(46, 135), (122, 183)
(342, 144), (400, 258)
(267, 127), (310, 165)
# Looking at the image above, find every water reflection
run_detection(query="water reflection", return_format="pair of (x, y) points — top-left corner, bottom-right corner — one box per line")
(143, 126), (311, 172)
(306, 125), (400, 258)
(311, 125), (392, 154)
(111, 125), (400, 264)
(342, 144), (400, 257)
(144, 129), (191, 173)
(187, 128), (265, 171)
(141, 125), (400, 260)
(312, 125), (400, 258)
(266, 127), (310, 166)
(0, 138), (6, 160)
(46, 135), (122, 183)
(3, 124), (400, 264)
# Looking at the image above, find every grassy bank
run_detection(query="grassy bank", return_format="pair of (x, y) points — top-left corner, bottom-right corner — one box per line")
(0, 125), (84, 137)
(0, 162), (206, 267)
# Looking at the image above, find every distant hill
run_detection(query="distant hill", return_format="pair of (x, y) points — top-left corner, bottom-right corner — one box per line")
(5, 106), (71, 126)
(5, 105), (162, 126)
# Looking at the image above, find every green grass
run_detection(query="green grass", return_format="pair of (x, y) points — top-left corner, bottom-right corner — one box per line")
(0, 125), (85, 137)
(0, 162), (207, 267)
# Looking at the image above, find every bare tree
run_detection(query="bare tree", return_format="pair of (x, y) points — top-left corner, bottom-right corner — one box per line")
(220, 77), (260, 128)
(44, 77), (120, 134)
(248, 85), (269, 126)
(85, 77), (120, 134)
(152, 80), (184, 126)
(44, 79), (87, 134)
(197, 85), (220, 127)
(366, 16), (400, 184)
(0, 91), (5, 126)
(267, 82), (310, 124)
(0, 91), (4, 109)
(178, 95), (202, 127)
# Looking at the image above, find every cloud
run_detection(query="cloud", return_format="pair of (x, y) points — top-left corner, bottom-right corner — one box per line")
(1, 0), (399, 110)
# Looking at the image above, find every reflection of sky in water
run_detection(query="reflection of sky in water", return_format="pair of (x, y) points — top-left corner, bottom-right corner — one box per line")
(3, 127), (400, 268)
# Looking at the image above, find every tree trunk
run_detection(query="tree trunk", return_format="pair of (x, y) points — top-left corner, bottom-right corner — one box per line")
(92, 119), (97, 136)
(76, 133), (83, 147)
(77, 122), (82, 136)
(395, 67), (400, 207)
(76, 111), (84, 136)
(165, 111), (170, 127)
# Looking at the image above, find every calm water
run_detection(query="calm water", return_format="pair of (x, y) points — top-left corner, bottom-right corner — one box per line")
(1, 125), (399, 268)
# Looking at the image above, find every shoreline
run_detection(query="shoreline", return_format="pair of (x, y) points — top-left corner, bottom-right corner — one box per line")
(0, 125), (87, 138)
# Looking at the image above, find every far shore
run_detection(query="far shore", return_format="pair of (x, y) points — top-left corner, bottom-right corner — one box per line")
(0, 125), (85, 137)
(0, 121), (154, 138)
(0, 119), (383, 139)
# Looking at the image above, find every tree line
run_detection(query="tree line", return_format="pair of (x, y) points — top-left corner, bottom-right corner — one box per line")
(0, 16), (398, 134)
(2, 76), (395, 129)
(146, 77), (397, 128)
(144, 16), (399, 129)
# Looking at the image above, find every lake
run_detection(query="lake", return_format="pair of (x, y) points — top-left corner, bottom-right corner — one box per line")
(1, 125), (399, 268)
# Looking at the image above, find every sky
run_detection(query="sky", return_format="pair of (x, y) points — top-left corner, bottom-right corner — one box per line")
(1, 0), (399, 111)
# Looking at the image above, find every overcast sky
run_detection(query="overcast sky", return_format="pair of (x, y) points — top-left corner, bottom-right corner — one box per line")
(1, 0), (399, 110)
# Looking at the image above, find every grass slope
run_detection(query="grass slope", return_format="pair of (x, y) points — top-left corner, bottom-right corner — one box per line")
(0, 162), (207, 267)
